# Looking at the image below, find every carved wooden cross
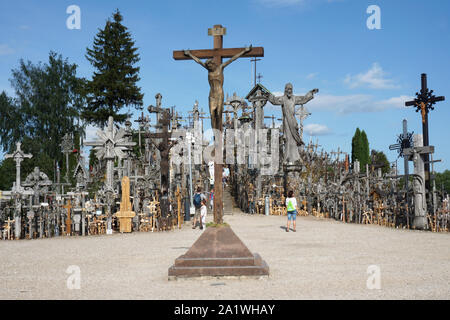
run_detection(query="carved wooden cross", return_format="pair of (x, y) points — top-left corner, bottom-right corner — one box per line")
(173, 25), (264, 224)
(63, 199), (72, 236)
(146, 105), (177, 202)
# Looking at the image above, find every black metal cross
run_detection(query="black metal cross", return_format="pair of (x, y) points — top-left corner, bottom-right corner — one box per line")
(389, 119), (414, 203)
(405, 73), (445, 188)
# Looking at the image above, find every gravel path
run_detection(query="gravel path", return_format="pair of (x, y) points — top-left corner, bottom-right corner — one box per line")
(1, 190), (449, 300)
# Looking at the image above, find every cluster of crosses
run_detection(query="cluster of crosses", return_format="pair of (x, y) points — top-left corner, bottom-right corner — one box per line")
(1, 25), (448, 242)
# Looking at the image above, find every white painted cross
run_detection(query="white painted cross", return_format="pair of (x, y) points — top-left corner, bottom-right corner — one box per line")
(5, 142), (32, 192)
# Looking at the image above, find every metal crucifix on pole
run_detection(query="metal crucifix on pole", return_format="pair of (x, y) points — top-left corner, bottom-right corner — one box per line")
(405, 73), (445, 190)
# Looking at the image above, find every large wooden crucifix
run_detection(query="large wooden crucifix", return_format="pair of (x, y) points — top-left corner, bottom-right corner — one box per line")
(173, 24), (264, 224)
(405, 73), (445, 189)
(146, 102), (177, 210)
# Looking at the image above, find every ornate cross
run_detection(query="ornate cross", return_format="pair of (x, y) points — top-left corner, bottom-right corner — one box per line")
(405, 73), (445, 188)
(295, 105), (311, 141)
(5, 142), (32, 192)
(60, 133), (73, 183)
(85, 116), (136, 191)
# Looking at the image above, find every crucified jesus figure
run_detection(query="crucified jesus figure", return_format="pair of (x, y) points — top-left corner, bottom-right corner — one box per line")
(184, 45), (252, 131)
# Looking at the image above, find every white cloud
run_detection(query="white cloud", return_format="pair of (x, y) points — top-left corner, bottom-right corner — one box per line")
(344, 63), (399, 89)
(265, 93), (414, 114)
(307, 94), (414, 114)
(84, 124), (101, 142)
(0, 44), (15, 56)
(304, 123), (331, 136)
(256, 0), (306, 7)
(306, 72), (318, 79)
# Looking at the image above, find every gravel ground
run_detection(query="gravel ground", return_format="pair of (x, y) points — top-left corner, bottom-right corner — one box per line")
(1, 191), (449, 300)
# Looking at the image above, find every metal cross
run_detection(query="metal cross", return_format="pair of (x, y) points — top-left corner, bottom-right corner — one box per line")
(405, 73), (445, 188)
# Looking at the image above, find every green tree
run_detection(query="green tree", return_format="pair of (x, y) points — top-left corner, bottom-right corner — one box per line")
(360, 130), (371, 172)
(351, 128), (371, 172)
(0, 91), (25, 154)
(370, 150), (390, 174)
(435, 170), (450, 194)
(7, 52), (84, 160)
(351, 128), (362, 164)
(83, 9), (143, 127)
(0, 52), (85, 187)
(0, 158), (15, 190)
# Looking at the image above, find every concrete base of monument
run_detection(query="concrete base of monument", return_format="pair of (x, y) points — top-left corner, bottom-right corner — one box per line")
(168, 226), (269, 280)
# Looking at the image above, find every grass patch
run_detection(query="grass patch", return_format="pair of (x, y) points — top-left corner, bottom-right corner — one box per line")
(205, 222), (230, 228)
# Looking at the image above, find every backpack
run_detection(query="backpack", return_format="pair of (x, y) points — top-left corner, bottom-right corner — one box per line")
(193, 193), (202, 208)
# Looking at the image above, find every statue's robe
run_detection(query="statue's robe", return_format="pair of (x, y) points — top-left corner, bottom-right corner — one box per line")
(269, 95), (308, 164)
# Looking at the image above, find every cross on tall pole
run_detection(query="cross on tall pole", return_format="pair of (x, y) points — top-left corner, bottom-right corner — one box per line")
(146, 103), (177, 202)
(256, 73), (263, 84)
(173, 24), (264, 224)
(251, 57), (261, 87)
(405, 73), (445, 189)
(134, 112), (150, 154)
(264, 115), (274, 129)
(389, 119), (414, 203)
(5, 142), (32, 192)
(295, 104), (311, 142)
(60, 133), (73, 183)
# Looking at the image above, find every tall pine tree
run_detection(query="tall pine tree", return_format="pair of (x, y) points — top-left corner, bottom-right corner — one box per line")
(83, 9), (143, 127)
(351, 128), (371, 172)
(360, 130), (371, 172)
(351, 128), (362, 164)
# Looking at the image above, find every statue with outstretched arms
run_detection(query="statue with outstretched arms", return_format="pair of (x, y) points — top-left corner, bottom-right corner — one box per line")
(268, 83), (318, 164)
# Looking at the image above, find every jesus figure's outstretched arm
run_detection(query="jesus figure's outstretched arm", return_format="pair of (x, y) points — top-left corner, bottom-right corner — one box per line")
(184, 50), (207, 69)
(295, 88), (319, 105)
(268, 92), (283, 106)
(221, 45), (252, 69)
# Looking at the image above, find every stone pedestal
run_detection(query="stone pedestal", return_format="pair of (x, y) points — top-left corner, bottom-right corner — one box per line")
(168, 226), (269, 279)
(283, 164), (303, 202)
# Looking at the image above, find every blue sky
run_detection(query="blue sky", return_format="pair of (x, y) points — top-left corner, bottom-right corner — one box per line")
(0, 0), (449, 173)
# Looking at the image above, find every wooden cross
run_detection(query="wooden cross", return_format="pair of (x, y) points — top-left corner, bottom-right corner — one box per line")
(251, 57), (261, 87)
(264, 115), (276, 129)
(175, 186), (182, 229)
(63, 199), (72, 236)
(173, 25), (263, 65)
(405, 73), (445, 189)
(173, 24), (264, 224)
(134, 111), (150, 153)
(146, 105), (177, 202)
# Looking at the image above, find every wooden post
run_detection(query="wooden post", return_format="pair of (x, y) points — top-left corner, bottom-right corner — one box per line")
(63, 199), (72, 236)
(176, 186), (181, 229)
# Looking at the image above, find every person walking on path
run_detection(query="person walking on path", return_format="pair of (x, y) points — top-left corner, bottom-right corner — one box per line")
(192, 187), (207, 229)
(285, 190), (297, 232)
(209, 188), (214, 211)
(200, 199), (207, 231)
